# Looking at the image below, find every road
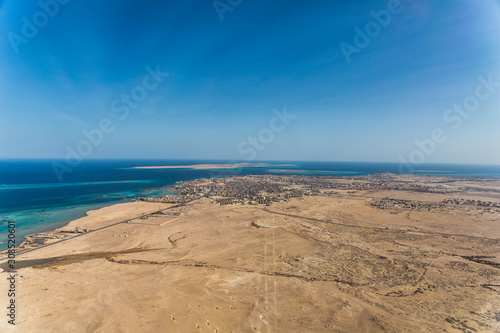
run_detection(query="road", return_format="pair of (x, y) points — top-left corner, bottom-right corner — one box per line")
(0, 203), (186, 263)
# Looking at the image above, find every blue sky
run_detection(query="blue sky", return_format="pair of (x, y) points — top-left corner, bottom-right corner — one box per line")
(1, 0), (499, 164)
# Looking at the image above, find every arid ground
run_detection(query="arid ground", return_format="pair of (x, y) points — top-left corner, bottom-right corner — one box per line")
(1, 174), (499, 332)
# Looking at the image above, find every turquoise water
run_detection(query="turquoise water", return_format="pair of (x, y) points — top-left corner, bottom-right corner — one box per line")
(1, 159), (500, 249)
(267, 169), (364, 176)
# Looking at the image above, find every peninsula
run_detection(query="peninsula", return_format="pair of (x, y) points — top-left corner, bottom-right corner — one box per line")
(1, 174), (499, 332)
(130, 162), (269, 170)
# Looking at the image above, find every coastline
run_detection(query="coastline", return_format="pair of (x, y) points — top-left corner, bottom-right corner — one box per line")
(1, 174), (499, 332)
(0, 182), (180, 252)
(4, 172), (500, 260)
(2, 160), (500, 254)
(0, 201), (177, 261)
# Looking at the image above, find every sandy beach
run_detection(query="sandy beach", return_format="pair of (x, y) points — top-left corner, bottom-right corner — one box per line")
(1, 174), (499, 332)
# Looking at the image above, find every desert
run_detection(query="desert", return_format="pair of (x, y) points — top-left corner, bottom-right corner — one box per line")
(1, 174), (499, 332)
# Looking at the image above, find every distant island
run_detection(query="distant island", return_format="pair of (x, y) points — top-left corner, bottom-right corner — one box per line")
(130, 162), (270, 170)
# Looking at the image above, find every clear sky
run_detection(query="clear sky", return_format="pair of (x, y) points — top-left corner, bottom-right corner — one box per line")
(1, 0), (499, 164)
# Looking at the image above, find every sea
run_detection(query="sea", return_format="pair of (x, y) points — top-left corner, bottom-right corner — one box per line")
(1, 159), (500, 250)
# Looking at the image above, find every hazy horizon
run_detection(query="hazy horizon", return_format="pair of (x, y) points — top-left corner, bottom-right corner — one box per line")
(2, 157), (500, 167)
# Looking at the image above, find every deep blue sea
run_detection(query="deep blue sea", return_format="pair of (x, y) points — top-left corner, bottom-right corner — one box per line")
(1, 159), (500, 249)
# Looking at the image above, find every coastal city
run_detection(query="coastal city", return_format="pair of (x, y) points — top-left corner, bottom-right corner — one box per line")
(137, 174), (500, 215)
(2, 0), (500, 331)
(12, 173), (500, 254)
(3, 172), (500, 332)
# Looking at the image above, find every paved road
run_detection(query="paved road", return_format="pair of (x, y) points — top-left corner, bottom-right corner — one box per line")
(0, 203), (186, 263)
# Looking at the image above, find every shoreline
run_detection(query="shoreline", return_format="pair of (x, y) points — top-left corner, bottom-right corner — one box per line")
(0, 200), (178, 261)
(2, 168), (499, 253)
(1, 173), (499, 331)
(0, 183), (180, 253)
(4, 172), (500, 261)
(3, 172), (500, 259)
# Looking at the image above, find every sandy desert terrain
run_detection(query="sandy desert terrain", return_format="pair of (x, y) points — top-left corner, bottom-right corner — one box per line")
(1, 174), (499, 332)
